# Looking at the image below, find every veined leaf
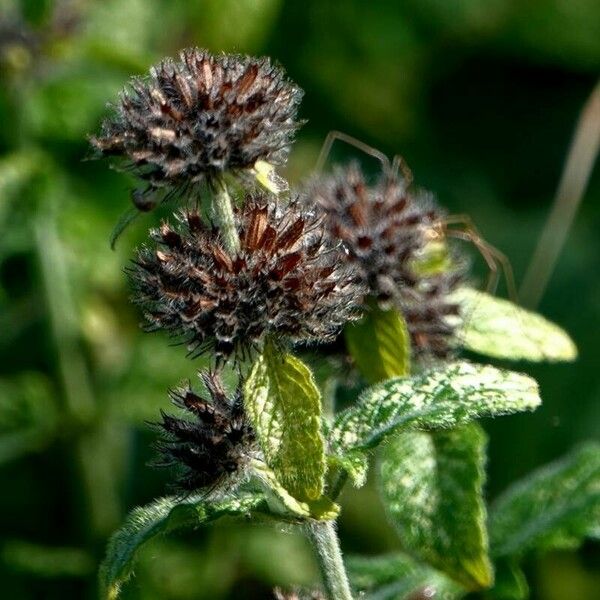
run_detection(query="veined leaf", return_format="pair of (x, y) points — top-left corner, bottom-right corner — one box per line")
(347, 553), (464, 599)
(490, 442), (600, 557)
(99, 492), (268, 599)
(455, 288), (577, 362)
(244, 343), (326, 502)
(345, 303), (411, 384)
(379, 425), (493, 590)
(329, 361), (540, 458)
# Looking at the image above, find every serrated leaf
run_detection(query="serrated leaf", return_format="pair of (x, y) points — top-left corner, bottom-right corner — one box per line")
(347, 553), (464, 599)
(99, 492), (268, 599)
(379, 425), (493, 590)
(244, 343), (325, 502)
(490, 443), (600, 557)
(329, 361), (540, 458)
(455, 288), (577, 362)
(345, 304), (411, 384)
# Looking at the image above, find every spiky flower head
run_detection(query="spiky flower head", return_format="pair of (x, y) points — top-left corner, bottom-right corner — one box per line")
(90, 48), (303, 203)
(155, 372), (254, 492)
(305, 162), (462, 358)
(131, 195), (364, 361)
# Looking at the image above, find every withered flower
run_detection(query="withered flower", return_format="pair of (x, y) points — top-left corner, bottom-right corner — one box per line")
(155, 372), (254, 492)
(90, 48), (303, 201)
(131, 196), (364, 360)
(305, 163), (462, 358)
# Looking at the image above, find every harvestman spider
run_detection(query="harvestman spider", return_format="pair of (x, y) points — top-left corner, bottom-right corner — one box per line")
(315, 130), (517, 301)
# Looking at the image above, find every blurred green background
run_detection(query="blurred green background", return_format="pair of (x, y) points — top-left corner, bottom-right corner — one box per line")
(0, 0), (598, 598)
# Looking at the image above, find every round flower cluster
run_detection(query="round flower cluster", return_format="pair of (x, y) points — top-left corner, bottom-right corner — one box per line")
(304, 162), (463, 358)
(91, 48), (303, 201)
(131, 195), (364, 361)
(155, 372), (254, 491)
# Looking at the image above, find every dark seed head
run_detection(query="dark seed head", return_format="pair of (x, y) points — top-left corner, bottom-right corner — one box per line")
(154, 372), (254, 492)
(304, 162), (463, 358)
(130, 194), (365, 361)
(90, 48), (304, 200)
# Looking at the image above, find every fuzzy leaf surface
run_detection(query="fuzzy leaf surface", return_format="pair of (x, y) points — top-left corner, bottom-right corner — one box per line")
(328, 361), (540, 458)
(99, 492), (268, 599)
(244, 345), (325, 502)
(345, 304), (411, 384)
(490, 442), (600, 557)
(456, 288), (577, 362)
(379, 425), (493, 590)
(347, 553), (464, 599)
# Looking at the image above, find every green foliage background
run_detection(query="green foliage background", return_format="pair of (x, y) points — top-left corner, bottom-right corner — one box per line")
(0, 0), (598, 598)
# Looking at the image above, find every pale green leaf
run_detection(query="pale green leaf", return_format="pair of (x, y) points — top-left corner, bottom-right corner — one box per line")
(99, 492), (268, 599)
(329, 361), (540, 458)
(347, 553), (464, 599)
(345, 304), (411, 384)
(244, 344), (325, 502)
(490, 442), (600, 557)
(379, 425), (493, 590)
(455, 288), (577, 362)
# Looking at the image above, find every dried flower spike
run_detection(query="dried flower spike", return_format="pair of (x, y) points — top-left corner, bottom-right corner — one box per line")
(305, 162), (462, 358)
(91, 48), (303, 198)
(131, 195), (364, 360)
(154, 372), (254, 492)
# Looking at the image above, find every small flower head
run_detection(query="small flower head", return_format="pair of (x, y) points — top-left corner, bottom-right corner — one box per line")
(131, 195), (364, 361)
(90, 48), (303, 200)
(305, 162), (462, 358)
(154, 372), (254, 492)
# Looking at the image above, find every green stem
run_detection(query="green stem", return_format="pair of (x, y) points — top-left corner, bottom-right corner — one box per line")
(211, 177), (240, 255)
(304, 520), (354, 600)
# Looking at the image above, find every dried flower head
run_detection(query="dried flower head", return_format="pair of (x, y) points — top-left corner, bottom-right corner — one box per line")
(305, 163), (462, 358)
(131, 195), (364, 360)
(154, 372), (254, 492)
(90, 48), (303, 202)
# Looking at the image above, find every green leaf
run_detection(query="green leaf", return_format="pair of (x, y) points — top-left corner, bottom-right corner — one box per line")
(329, 361), (540, 458)
(345, 304), (411, 384)
(347, 553), (464, 599)
(379, 425), (493, 590)
(99, 492), (268, 599)
(244, 343), (326, 502)
(490, 443), (600, 557)
(455, 288), (577, 362)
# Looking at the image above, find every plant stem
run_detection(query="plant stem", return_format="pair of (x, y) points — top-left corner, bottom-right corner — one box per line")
(304, 520), (354, 600)
(212, 177), (240, 255)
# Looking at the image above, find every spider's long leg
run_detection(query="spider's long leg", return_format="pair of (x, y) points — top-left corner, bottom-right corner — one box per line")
(441, 214), (517, 302)
(315, 130), (391, 174)
(391, 154), (414, 186)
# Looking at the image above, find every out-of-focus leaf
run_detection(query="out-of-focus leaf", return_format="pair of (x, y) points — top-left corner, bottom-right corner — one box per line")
(2, 540), (94, 578)
(455, 288), (577, 362)
(99, 492), (269, 600)
(347, 553), (464, 599)
(244, 343), (325, 502)
(490, 442), (600, 557)
(490, 558), (529, 600)
(345, 304), (411, 384)
(328, 361), (540, 460)
(0, 373), (58, 464)
(379, 425), (493, 590)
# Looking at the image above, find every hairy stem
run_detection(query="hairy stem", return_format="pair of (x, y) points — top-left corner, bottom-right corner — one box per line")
(212, 177), (241, 255)
(305, 520), (353, 600)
